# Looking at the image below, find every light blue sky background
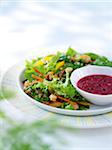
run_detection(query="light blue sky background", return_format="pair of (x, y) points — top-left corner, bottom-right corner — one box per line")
(0, 0), (112, 69)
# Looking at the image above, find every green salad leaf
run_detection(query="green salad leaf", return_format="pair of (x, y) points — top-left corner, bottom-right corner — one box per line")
(92, 56), (112, 67)
(47, 52), (62, 72)
(85, 52), (112, 67)
(65, 104), (74, 110)
(84, 52), (100, 60)
(23, 47), (112, 111)
(45, 79), (76, 99)
(25, 59), (36, 69)
(66, 47), (77, 57)
(44, 69), (76, 99)
(24, 69), (35, 81)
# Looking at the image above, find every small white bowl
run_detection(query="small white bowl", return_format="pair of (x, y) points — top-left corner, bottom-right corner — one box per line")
(70, 65), (112, 106)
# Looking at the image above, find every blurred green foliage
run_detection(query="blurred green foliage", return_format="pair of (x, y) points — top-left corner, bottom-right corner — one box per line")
(0, 88), (74, 150)
(0, 118), (63, 150)
(0, 88), (15, 100)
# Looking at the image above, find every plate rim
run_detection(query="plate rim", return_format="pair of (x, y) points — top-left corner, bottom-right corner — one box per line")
(1, 62), (112, 128)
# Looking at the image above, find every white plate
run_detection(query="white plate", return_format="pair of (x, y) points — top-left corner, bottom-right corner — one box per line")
(17, 62), (112, 116)
(1, 63), (112, 128)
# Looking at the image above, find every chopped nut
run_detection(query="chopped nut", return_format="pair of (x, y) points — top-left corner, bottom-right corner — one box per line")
(24, 80), (30, 88)
(58, 70), (65, 78)
(80, 55), (91, 63)
(65, 67), (73, 73)
(71, 56), (76, 62)
(24, 80), (38, 88)
(46, 72), (53, 81)
(49, 94), (57, 102)
(25, 89), (31, 94)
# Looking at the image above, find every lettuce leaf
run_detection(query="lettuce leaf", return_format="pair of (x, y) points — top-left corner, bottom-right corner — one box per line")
(24, 69), (35, 81)
(84, 52), (100, 60)
(66, 47), (77, 57)
(47, 52), (62, 72)
(92, 56), (112, 67)
(25, 59), (36, 69)
(44, 69), (76, 98)
(85, 52), (112, 67)
(45, 79), (76, 98)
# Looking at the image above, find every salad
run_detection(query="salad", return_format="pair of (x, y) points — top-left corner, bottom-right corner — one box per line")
(23, 48), (112, 110)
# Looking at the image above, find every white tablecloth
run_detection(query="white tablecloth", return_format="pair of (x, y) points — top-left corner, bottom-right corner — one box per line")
(0, 1), (112, 149)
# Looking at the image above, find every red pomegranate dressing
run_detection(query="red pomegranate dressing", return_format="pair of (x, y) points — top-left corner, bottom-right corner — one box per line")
(77, 74), (112, 95)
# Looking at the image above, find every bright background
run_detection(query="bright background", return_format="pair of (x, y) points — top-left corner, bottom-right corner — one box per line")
(0, 1), (112, 150)
(0, 0), (112, 72)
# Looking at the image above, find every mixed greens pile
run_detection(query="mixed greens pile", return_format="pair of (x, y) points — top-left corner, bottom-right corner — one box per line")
(23, 48), (112, 110)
